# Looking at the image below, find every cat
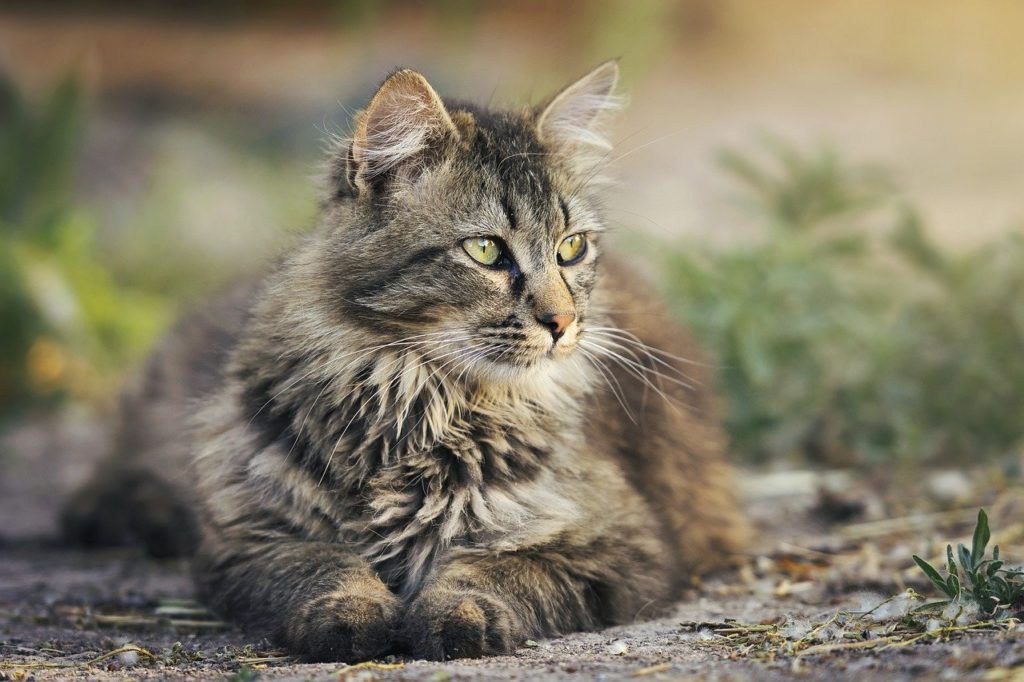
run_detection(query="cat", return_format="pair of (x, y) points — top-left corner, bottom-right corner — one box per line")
(61, 61), (747, 662)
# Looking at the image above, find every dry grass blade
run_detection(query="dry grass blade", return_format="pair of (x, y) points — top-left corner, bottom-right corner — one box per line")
(0, 644), (157, 671)
(798, 619), (1017, 657)
(90, 613), (230, 630)
(236, 655), (291, 664)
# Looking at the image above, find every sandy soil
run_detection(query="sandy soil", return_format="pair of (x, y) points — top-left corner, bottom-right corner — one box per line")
(2, 413), (1022, 680)
(3, 545), (1020, 681)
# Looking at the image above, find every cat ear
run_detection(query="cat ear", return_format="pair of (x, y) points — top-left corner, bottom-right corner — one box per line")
(348, 69), (458, 191)
(536, 60), (620, 152)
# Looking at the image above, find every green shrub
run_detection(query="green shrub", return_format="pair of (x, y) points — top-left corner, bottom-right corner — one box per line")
(0, 75), (170, 421)
(663, 139), (1024, 466)
(914, 509), (1024, 616)
(0, 72), (316, 426)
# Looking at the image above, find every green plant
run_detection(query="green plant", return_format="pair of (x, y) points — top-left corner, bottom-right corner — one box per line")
(662, 139), (1024, 467)
(913, 509), (1024, 616)
(0, 73), (171, 421)
(0, 71), (315, 426)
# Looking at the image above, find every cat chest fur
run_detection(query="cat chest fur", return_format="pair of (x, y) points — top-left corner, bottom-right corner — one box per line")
(340, 410), (584, 597)
(249, 359), (588, 598)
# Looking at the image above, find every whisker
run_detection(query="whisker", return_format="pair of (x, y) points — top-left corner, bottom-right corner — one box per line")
(584, 336), (696, 393)
(285, 379), (333, 461)
(319, 338), (484, 486)
(402, 342), (489, 445)
(587, 326), (716, 369)
(584, 333), (699, 390)
(386, 339), (481, 430)
(579, 338), (683, 414)
(371, 335), (478, 420)
(246, 330), (469, 425)
(576, 346), (636, 423)
(318, 407), (363, 487)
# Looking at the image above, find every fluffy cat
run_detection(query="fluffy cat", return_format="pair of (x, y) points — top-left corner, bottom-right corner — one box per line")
(62, 61), (747, 662)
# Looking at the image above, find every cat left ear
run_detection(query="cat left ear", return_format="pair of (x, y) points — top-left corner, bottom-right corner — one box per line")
(536, 60), (620, 152)
(347, 69), (458, 193)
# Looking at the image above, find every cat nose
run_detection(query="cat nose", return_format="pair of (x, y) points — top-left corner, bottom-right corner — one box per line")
(535, 311), (575, 342)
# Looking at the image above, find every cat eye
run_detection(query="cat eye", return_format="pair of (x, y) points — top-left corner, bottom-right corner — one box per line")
(557, 233), (587, 265)
(462, 237), (503, 266)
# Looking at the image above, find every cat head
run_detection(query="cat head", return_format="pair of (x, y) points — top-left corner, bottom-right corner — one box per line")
(318, 62), (620, 383)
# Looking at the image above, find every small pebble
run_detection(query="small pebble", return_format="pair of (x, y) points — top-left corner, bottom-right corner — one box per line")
(118, 650), (140, 667)
(605, 640), (629, 655)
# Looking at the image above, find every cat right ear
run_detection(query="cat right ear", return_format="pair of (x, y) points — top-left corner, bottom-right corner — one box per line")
(536, 60), (620, 153)
(344, 69), (458, 194)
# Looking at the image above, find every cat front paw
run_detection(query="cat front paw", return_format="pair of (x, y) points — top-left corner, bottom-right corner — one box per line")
(405, 586), (521, 660)
(291, 587), (401, 662)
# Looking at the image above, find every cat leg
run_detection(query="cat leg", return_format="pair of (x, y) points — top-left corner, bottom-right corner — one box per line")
(194, 539), (401, 662)
(61, 462), (197, 558)
(404, 534), (670, 660)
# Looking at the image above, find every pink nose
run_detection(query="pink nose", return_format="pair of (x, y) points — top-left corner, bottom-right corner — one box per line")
(536, 311), (575, 342)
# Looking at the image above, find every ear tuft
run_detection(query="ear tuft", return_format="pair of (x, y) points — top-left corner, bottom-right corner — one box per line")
(350, 69), (457, 188)
(536, 60), (621, 151)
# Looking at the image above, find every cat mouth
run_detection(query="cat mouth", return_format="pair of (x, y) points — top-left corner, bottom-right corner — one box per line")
(547, 340), (577, 360)
(481, 340), (577, 368)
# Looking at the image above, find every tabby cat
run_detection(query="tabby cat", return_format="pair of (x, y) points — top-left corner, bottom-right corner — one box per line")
(62, 61), (746, 662)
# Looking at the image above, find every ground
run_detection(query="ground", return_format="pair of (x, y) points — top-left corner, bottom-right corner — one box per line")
(1, 414), (1022, 681)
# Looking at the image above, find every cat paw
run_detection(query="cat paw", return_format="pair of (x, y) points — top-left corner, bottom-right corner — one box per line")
(405, 587), (520, 660)
(292, 588), (401, 662)
(60, 468), (197, 558)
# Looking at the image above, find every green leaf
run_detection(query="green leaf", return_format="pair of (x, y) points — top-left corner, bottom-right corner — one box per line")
(957, 544), (972, 577)
(993, 545), (1000, 561)
(914, 555), (953, 597)
(968, 566), (985, 596)
(947, 545), (958, 576)
(986, 560), (1003, 577)
(972, 509), (991, 569)
(946, 574), (961, 600)
(889, 208), (946, 274)
(911, 600), (951, 613)
(980, 594), (1000, 615)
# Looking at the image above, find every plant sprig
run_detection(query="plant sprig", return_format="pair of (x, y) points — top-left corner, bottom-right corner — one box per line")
(913, 509), (1024, 616)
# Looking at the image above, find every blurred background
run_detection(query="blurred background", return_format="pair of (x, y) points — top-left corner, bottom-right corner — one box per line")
(2, 1), (1023, 523)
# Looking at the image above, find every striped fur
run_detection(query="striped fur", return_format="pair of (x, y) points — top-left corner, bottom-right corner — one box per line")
(62, 62), (747, 662)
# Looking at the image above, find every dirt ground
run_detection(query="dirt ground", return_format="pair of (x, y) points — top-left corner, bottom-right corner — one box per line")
(2, 413), (1022, 681)
(3, 547), (1021, 682)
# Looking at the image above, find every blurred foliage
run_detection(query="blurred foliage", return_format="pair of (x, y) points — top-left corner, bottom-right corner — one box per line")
(93, 123), (314, 299)
(0, 74), (315, 426)
(0, 74), (171, 422)
(4, 69), (1023, 469)
(664, 139), (1024, 467)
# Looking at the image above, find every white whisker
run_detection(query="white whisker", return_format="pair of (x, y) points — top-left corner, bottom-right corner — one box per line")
(576, 346), (636, 423)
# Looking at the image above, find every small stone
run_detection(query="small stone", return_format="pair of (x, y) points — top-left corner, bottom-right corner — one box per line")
(118, 650), (140, 667)
(605, 640), (629, 655)
(926, 470), (972, 503)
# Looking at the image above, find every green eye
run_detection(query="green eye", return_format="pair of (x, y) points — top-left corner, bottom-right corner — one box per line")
(463, 237), (502, 266)
(557, 233), (587, 265)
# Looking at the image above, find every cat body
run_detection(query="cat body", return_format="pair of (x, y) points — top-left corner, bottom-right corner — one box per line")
(63, 62), (746, 661)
